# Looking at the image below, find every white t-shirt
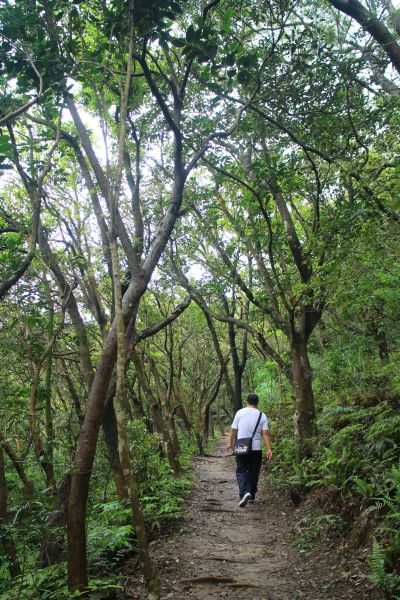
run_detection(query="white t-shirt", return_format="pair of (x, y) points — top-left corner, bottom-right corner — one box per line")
(231, 407), (269, 451)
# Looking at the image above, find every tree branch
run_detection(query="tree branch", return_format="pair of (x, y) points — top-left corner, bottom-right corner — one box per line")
(328, 0), (400, 76)
(0, 34), (43, 126)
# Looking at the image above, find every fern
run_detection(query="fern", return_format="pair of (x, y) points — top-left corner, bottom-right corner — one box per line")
(346, 475), (373, 499)
(370, 539), (386, 587)
(367, 414), (400, 441)
(370, 461), (400, 598)
(332, 423), (364, 447)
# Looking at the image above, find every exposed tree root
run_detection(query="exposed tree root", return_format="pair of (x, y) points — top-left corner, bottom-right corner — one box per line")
(181, 575), (261, 588)
(229, 582), (262, 588)
(193, 454), (227, 460)
(204, 556), (248, 563)
(203, 453), (226, 458)
(181, 575), (236, 584)
(200, 507), (234, 513)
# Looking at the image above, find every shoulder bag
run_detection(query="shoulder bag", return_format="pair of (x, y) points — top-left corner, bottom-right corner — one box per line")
(233, 411), (262, 455)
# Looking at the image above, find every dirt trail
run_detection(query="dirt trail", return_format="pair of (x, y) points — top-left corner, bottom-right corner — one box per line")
(122, 437), (376, 599)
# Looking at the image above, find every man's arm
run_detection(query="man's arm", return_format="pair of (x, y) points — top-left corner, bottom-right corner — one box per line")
(226, 428), (237, 451)
(262, 430), (273, 460)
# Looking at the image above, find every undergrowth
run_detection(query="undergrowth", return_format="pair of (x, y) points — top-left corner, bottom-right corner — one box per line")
(258, 348), (400, 600)
(0, 421), (197, 600)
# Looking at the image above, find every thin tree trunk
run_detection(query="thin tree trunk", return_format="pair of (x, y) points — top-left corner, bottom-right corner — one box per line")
(173, 404), (193, 436)
(109, 13), (160, 596)
(216, 395), (225, 436)
(44, 355), (56, 482)
(133, 350), (178, 469)
(149, 358), (181, 474)
(111, 250), (160, 599)
(202, 307), (236, 413)
(102, 398), (127, 501)
(66, 28), (188, 597)
(37, 474), (71, 567)
(202, 370), (223, 446)
(0, 434), (33, 500)
(43, 294), (57, 496)
(0, 446), (21, 577)
(228, 322), (243, 412)
(194, 431), (205, 456)
(291, 334), (316, 459)
(60, 360), (84, 425)
(28, 363), (57, 496)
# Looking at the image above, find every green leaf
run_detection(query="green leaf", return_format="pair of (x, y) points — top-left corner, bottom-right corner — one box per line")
(0, 134), (13, 159)
(237, 70), (251, 84)
(223, 8), (234, 33)
(169, 1), (183, 15)
(206, 43), (218, 60)
(222, 52), (235, 66)
(170, 36), (186, 47)
(186, 25), (199, 44)
(237, 53), (258, 68)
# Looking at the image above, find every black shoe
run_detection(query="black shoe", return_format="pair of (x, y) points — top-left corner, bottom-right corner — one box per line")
(239, 492), (252, 507)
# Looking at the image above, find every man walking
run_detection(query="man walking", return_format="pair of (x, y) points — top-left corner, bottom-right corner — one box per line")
(226, 393), (273, 507)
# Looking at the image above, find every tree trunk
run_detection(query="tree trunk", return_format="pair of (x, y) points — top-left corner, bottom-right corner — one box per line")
(0, 446), (21, 577)
(202, 308), (236, 412)
(44, 354), (57, 493)
(111, 251), (160, 600)
(202, 370), (223, 446)
(291, 334), (316, 459)
(173, 404), (193, 436)
(37, 474), (71, 567)
(228, 321), (244, 412)
(0, 434), (33, 500)
(327, 0), (400, 76)
(67, 326), (119, 593)
(216, 395), (225, 436)
(66, 42), (187, 596)
(28, 364), (57, 497)
(102, 399), (127, 501)
(109, 21), (159, 597)
(133, 350), (179, 472)
(149, 358), (181, 474)
(194, 431), (205, 456)
(60, 361), (84, 425)
(43, 297), (57, 497)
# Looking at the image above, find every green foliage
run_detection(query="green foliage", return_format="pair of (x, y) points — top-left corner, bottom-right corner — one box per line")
(0, 563), (68, 600)
(140, 459), (193, 520)
(267, 389), (400, 598)
(87, 501), (134, 570)
(1, 0), (400, 599)
(294, 513), (346, 551)
(370, 539), (400, 600)
(258, 227), (400, 595)
(0, 428), (195, 598)
(126, 419), (194, 514)
(369, 463), (400, 598)
(0, 562), (121, 600)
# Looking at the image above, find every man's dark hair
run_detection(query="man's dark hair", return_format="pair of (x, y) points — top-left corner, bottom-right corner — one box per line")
(247, 393), (259, 406)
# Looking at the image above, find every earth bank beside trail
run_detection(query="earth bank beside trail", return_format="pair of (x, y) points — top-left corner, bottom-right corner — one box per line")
(119, 438), (378, 599)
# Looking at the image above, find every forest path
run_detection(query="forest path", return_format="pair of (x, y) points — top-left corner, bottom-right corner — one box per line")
(122, 437), (376, 599)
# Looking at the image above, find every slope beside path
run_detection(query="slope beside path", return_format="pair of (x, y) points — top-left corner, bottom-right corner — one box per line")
(121, 437), (377, 599)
